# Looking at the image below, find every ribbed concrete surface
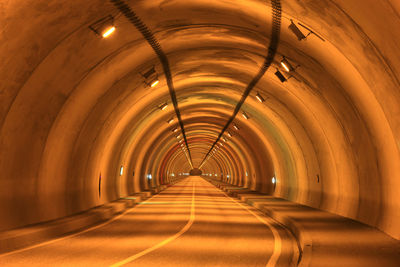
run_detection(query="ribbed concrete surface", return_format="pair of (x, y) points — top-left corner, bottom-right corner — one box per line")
(0, 177), (296, 266)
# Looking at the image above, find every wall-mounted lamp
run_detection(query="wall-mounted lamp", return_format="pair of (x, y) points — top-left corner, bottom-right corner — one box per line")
(275, 70), (287, 83)
(233, 124), (239, 131)
(141, 66), (159, 88)
(289, 19), (325, 42)
(159, 103), (168, 110)
(176, 135), (181, 139)
(89, 15), (116, 38)
(288, 20), (306, 41)
(242, 112), (249, 120)
(256, 92), (265, 103)
(167, 118), (174, 124)
(227, 132), (232, 137)
(280, 57), (295, 72)
(172, 127), (178, 132)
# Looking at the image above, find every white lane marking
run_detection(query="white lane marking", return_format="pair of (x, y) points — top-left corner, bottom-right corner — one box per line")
(109, 181), (196, 267)
(207, 180), (282, 267)
(0, 180), (189, 258)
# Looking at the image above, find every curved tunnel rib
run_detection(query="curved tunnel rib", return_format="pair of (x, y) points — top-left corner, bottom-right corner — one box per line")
(0, 0), (400, 266)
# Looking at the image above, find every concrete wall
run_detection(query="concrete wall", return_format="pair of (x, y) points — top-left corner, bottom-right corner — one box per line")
(0, 0), (399, 239)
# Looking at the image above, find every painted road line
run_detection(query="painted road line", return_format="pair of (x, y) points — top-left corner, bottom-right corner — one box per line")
(0, 180), (189, 258)
(109, 181), (196, 267)
(207, 180), (282, 267)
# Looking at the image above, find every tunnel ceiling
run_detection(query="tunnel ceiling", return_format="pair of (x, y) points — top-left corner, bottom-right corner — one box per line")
(0, 0), (400, 240)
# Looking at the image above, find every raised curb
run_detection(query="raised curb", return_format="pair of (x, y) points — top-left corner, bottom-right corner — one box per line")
(0, 184), (172, 255)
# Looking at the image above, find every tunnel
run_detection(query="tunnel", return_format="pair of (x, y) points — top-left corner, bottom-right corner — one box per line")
(0, 0), (400, 266)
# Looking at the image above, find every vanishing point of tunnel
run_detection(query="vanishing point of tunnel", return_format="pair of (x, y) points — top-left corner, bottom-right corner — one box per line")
(0, 0), (400, 266)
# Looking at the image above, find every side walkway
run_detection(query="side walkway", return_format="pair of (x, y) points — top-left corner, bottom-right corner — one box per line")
(206, 178), (400, 267)
(0, 179), (181, 255)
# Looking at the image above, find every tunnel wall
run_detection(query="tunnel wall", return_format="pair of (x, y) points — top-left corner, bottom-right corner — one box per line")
(0, 0), (399, 240)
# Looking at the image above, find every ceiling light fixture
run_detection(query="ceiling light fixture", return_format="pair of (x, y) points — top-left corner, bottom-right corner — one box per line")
(275, 70), (287, 83)
(288, 20), (306, 41)
(159, 103), (168, 110)
(280, 57), (295, 72)
(289, 19), (325, 42)
(150, 79), (159, 88)
(89, 15), (116, 38)
(256, 92), (265, 103)
(141, 66), (159, 88)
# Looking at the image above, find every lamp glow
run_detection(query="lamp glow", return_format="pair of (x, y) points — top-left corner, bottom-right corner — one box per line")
(168, 118), (174, 124)
(256, 93), (265, 103)
(233, 124), (239, 130)
(150, 79), (159, 87)
(102, 26), (115, 38)
(160, 103), (168, 110)
(242, 112), (249, 120)
(119, 166), (124, 176)
(281, 61), (290, 72)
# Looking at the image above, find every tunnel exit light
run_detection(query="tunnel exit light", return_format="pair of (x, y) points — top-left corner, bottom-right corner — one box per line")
(119, 166), (124, 176)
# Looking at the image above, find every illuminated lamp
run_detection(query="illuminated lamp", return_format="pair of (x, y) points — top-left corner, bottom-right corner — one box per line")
(280, 57), (295, 72)
(167, 118), (174, 124)
(256, 92), (265, 103)
(227, 132), (232, 137)
(242, 112), (249, 120)
(159, 103), (168, 110)
(233, 124), (239, 130)
(141, 66), (159, 88)
(172, 127), (178, 132)
(89, 15), (116, 38)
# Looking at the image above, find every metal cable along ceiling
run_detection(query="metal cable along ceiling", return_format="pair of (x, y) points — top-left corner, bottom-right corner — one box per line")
(199, 0), (282, 168)
(111, 0), (194, 168)
(111, 0), (282, 171)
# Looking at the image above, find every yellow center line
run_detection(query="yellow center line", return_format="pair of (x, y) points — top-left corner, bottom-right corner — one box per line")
(109, 181), (196, 267)
(208, 181), (282, 267)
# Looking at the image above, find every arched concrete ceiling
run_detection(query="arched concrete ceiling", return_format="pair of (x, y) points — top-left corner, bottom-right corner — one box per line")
(0, 0), (399, 240)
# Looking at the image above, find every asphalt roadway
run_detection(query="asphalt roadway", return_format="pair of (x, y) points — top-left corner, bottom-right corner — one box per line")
(0, 176), (297, 266)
